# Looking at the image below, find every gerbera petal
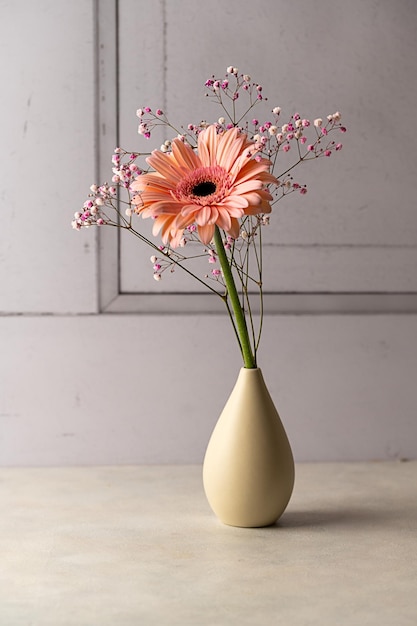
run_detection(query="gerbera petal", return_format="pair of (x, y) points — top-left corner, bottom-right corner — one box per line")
(195, 205), (213, 226)
(170, 229), (186, 248)
(227, 218), (241, 240)
(132, 173), (178, 192)
(215, 208), (232, 231)
(231, 159), (272, 185)
(197, 223), (215, 245)
(134, 190), (176, 205)
(140, 200), (182, 217)
(198, 125), (218, 166)
(180, 203), (200, 218)
(240, 192), (264, 206)
(220, 194), (249, 209)
(171, 139), (202, 171)
(216, 128), (246, 172)
(217, 205), (244, 218)
(147, 150), (184, 184)
(174, 212), (194, 230)
(152, 214), (175, 237)
(209, 207), (219, 224)
(232, 179), (264, 194)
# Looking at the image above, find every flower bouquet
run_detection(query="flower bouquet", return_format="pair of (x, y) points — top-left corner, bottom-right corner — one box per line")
(73, 66), (346, 526)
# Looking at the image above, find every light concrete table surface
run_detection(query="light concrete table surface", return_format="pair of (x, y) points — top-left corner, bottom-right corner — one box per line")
(1, 462), (416, 626)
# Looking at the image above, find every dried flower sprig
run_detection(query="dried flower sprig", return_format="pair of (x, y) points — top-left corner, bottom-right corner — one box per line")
(73, 66), (346, 368)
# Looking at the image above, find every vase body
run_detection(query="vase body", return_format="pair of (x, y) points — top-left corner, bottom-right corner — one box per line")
(203, 368), (294, 527)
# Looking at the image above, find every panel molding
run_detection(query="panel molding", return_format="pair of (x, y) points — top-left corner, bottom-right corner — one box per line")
(97, 0), (417, 315)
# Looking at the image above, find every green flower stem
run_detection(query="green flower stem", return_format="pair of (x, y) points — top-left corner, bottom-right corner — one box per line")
(214, 226), (257, 369)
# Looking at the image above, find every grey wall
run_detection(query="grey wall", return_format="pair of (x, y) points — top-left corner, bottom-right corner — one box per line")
(1, 0), (416, 465)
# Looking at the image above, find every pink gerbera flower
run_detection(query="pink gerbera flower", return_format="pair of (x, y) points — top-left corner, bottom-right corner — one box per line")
(131, 125), (278, 247)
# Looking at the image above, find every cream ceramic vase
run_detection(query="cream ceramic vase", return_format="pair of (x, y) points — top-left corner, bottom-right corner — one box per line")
(203, 367), (295, 527)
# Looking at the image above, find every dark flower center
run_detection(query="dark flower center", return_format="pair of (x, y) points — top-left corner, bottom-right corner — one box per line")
(192, 180), (217, 197)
